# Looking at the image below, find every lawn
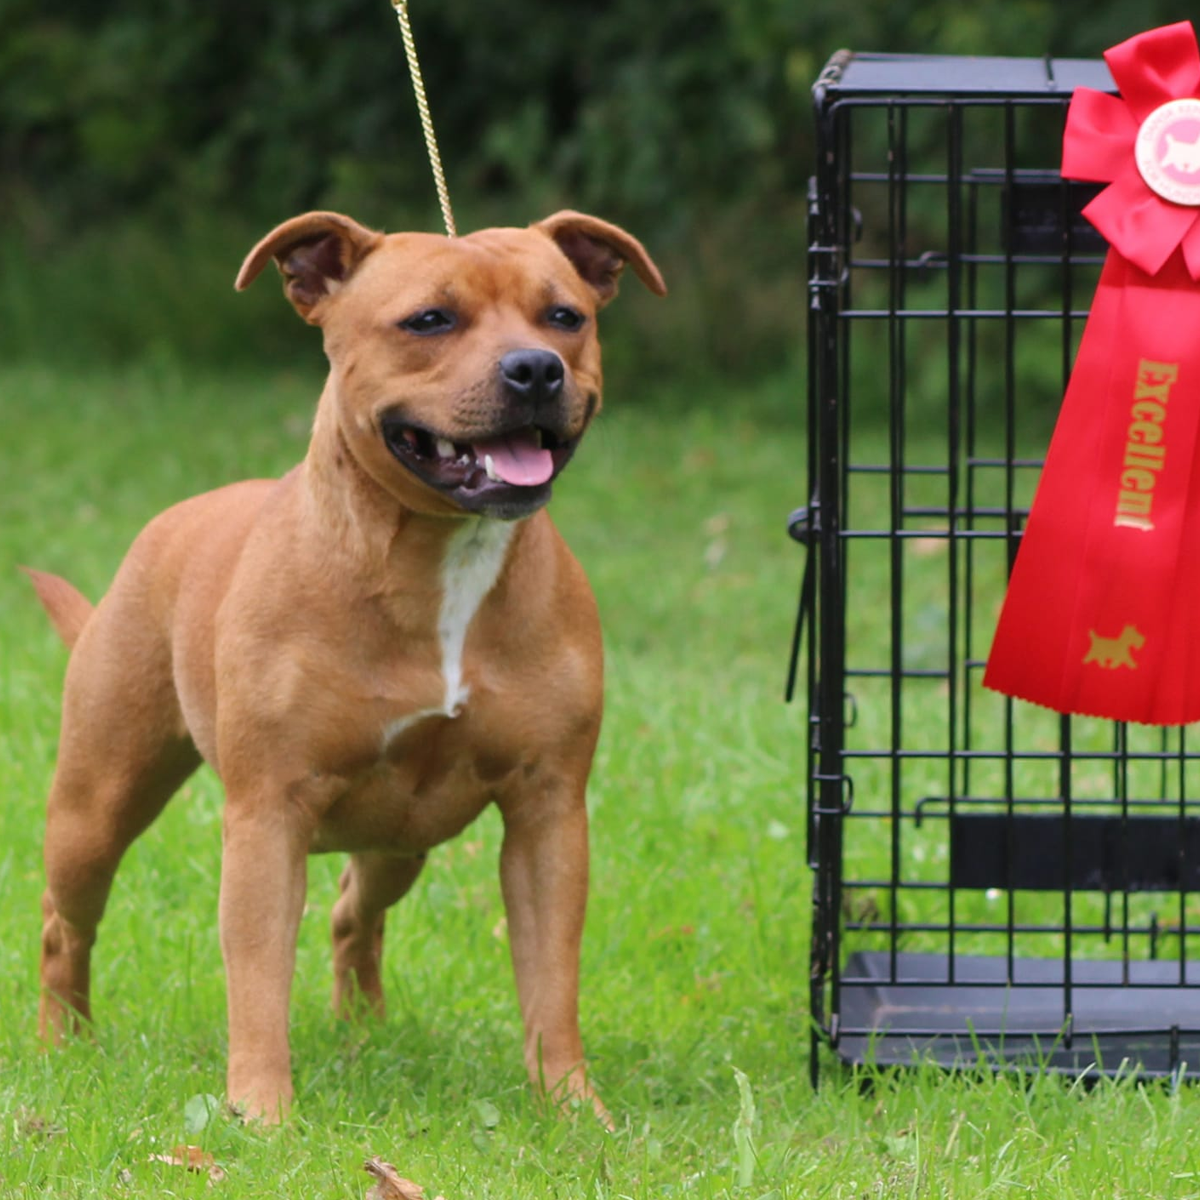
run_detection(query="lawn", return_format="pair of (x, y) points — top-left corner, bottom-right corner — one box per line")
(1, 359), (1199, 1198)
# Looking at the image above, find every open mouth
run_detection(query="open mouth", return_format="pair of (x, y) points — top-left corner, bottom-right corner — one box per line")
(381, 417), (580, 514)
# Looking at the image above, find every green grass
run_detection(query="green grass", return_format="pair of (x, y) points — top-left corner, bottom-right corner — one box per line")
(2, 360), (1199, 1198)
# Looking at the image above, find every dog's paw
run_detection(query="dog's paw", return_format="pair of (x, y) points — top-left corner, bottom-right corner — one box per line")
(545, 1068), (615, 1132)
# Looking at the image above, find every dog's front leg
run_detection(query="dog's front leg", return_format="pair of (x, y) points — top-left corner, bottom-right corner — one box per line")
(499, 796), (610, 1128)
(219, 802), (310, 1121)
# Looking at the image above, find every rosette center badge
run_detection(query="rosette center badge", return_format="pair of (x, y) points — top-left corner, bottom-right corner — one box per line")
(1136, 97), (1200, 205)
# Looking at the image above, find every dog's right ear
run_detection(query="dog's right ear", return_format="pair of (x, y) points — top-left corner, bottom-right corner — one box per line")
(235, 212), (384, 323)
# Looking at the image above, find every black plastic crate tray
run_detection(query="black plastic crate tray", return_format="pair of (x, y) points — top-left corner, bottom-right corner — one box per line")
(837, 951), (1200, 1078)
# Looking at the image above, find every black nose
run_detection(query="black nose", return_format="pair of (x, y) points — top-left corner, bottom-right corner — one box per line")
(500, 349), (564, 406)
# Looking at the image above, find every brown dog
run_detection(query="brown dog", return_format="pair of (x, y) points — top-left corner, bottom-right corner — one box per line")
(26, 209), (665, 1123)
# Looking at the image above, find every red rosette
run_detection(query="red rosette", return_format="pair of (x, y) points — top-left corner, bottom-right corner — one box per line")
(985, 22), (1200, 724)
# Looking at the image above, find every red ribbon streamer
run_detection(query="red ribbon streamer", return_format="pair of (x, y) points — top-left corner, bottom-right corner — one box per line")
(985, 23), (1200, 724)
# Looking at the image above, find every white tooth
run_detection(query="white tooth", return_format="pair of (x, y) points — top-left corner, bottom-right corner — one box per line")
(435, 437), (456, 459)
(533, 428), (543, 449)
(484, 453), (501, 482)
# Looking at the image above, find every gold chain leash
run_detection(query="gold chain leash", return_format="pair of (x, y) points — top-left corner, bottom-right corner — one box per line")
(390, 0), (456, 238)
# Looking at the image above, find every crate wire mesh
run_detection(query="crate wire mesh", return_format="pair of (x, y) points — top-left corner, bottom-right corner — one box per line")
(794, 51), (1200, 1083)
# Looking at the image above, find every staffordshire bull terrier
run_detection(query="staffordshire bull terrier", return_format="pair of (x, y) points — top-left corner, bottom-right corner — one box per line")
(26, 208), (665, 1123)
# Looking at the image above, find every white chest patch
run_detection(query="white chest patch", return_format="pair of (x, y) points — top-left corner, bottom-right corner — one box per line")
(438, 517), (515, 714)
(381, 517), (515, 749)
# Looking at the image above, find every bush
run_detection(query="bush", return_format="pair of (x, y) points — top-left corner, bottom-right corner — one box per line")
(2, 0), (1192, 380)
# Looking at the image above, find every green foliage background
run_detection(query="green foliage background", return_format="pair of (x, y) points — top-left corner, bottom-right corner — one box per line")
(2, 0), (1199, 379)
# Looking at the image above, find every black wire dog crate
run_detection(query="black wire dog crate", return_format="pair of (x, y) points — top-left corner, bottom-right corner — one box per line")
(795, 51), (1200, 1083)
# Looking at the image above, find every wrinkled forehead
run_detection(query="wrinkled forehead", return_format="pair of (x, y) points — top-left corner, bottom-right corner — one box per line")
(352, 227), (589, 309)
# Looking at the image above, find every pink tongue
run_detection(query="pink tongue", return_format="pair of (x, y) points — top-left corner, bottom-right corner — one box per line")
(474, 432), (554, 486)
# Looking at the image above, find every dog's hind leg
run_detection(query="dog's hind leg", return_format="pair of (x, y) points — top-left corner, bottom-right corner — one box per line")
(330, 851), (426, 1018)
(39, 616), (200, 1040)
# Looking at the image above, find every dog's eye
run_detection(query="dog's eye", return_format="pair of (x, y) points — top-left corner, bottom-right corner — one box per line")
(400, 309), (456, 335)
(546, 306), (585, 332)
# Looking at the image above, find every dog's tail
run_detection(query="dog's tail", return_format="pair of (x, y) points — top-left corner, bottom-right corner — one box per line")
(21, 567), (94, 649)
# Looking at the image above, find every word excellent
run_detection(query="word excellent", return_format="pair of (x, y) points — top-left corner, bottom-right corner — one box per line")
(1114, 359), (1179, 533)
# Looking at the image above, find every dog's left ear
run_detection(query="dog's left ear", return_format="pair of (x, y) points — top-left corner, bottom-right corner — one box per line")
(235, 211), (385, 323)
(535, 211), (667, 308)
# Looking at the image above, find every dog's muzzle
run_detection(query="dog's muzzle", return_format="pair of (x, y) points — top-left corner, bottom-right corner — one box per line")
(380, 349), (588, 519)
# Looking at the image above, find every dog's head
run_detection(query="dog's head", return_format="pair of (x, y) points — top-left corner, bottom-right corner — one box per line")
(236, 211), (666, 520)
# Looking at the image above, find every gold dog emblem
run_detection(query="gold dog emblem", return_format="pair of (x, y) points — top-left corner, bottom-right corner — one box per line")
(1083, 625), (1145, 670)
